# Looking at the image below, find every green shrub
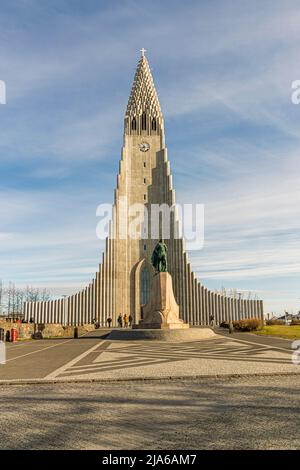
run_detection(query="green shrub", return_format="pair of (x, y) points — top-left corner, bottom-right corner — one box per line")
(266, 319), (285, 326)
(233, 318), (263, 331)
(220, 321), (229, 328)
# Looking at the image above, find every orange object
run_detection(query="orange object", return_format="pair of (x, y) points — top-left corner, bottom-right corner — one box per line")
(11, 328), (18, 342)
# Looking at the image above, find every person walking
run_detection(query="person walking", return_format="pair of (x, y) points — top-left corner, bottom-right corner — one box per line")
(117, 314), (123, 328)
(128, 314), (133, 327)
(106, 317), (112, 328)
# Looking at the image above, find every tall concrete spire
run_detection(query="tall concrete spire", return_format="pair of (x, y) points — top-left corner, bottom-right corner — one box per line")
(125, 52), (163, 134)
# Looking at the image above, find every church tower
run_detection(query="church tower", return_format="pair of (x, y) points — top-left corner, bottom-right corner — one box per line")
(112, 49), (177, 322)
(24, 51), (264, 325)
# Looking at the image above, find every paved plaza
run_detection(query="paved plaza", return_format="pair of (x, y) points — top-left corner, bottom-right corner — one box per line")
(0, 330), (298, 383)
(0, 331), (299, 450)
(0, 375), (299, 450)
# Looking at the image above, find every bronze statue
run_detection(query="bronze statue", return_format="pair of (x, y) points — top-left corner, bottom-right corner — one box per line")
(151, 239), (168, 273)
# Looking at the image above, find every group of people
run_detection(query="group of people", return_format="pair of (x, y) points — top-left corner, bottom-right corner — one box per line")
(105, 314), (133, 328)
(117, 313), (133, 328)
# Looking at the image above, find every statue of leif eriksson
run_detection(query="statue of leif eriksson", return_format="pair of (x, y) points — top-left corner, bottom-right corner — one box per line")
(151, 239), (168, 273)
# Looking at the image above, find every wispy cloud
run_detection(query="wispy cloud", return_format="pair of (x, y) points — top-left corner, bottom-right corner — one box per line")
(0, 0), (299, 314)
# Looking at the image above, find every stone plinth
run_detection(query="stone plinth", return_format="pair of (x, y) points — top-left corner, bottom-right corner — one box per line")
(134, 272), (189, 330)
(108, 328), (215, 341)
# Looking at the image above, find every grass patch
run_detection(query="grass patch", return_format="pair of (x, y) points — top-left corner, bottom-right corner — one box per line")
(254, 325), (300, 339)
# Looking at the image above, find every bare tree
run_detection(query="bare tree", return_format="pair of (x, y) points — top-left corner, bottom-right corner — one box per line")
(0, 283), (52, 317)
(40, 288), (51, 302)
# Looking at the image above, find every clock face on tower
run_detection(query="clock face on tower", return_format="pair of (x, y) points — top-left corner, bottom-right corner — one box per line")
(139, 142), (150, 152)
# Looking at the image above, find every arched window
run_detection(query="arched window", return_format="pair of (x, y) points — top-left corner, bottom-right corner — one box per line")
(140, 266), (150, 306)
(151, 118), (156, 131)
(131, 117), (136, 130)
(141, 112), (147, 130)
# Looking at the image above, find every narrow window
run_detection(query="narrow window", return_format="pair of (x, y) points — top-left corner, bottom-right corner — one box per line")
(144, 178), (146, 184)
(151, 118), (156, 131)
(144, 244), (147, 251)
(141, 112), (147, 130)
(144, 194), (146, 200)
(143, 162), (146, 168)
(131, 117), (136, 130)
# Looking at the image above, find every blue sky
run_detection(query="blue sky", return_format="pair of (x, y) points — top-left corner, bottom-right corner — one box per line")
(0, 0), (300, 314)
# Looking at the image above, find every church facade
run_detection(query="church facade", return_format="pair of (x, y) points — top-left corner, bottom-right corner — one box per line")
(24, 52), (264, 326)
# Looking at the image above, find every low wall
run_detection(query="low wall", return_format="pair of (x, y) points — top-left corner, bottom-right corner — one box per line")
(0, 322), (34, 340)
(0, 322), (96, 340)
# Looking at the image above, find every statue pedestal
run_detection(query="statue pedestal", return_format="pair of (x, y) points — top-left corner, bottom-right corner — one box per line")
(134, 272), (189, 330)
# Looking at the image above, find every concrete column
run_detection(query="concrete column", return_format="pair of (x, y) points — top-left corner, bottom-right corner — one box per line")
(246, 300), (250, 319)
(233, 298), (237, 320)
(59, 299), (62, 324)
(250, 300), (254, 317)
(221, 295), (226, 323)
(41, 301), (45, 324)
(183, 255), (188, 323)
(47, 300), (51, 324)
(23, 302), (28, 322)
(198, 284), (202, 325)
(30, 303), (34, 323)
(83, 289), (86, 325)
(179, 244), (185, 321)
(207, 290), (212, 323)
(88, 285), (91, 324)
(110, 237), (115, 325)
(66, 297), (70, 325)
(242, 300), (246, 320)
(217, 294), (221, 324)
(259, 300), (264, 320)
(78, 292), (81, 326)
(92, 280), (96, 324)
(101, 260), (105, 327)
(223, 296), (227, 323)
(228, 297), (232, 323)
(205, 288), (210, 325)
(108, 236), (113, 321)
(55, 300), (58, 324)
(95, 272), (99, 324)
(70, 297), (73, 326)
(211, 292), (216, 325)
(56, 299), (60, 324)
(194, 279), (199, 325)
(173, 238), (179, 307)
(100, 264), (104, 326)
(230, 298), (234, 323)
(219, 296), (223, 323)
(104, 248), (109, 325)
(104, 253), (109, 326)
(74, 294), (78, 326)
(189, 267), (194, 325)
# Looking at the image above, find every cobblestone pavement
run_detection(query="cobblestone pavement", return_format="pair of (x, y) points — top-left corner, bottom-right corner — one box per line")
(0, 375), (299, 449)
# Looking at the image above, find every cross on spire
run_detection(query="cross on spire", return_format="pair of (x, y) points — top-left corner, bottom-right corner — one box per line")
(140, 47), (147, 57)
